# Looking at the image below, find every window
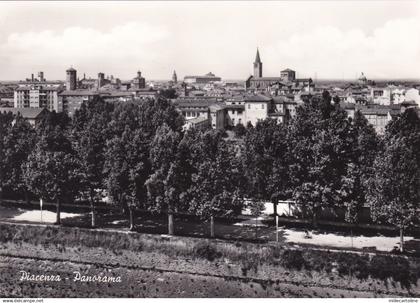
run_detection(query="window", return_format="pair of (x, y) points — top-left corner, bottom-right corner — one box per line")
(262, 104), (264, 109)
(248, 104), (251, 109)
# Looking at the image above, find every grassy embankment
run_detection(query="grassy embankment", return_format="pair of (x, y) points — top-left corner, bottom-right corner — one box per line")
(0, 222), (419, 297)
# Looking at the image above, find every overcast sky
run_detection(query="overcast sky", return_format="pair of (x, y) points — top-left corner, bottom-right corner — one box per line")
(0, 1), (419, 81)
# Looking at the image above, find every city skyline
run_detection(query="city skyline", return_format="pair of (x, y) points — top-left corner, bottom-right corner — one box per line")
(0, 1), (419, 81)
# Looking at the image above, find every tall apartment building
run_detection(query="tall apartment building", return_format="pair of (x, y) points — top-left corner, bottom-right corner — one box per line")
(14, 84), (63, 112)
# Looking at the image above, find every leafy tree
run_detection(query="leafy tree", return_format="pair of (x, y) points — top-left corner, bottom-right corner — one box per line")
(109, 98), (184, 141)
(159, 88), (178, 99)
(288, 92), (354, 227)
(102, 99), (184, 230)
(341, 111), (379, 225)
(367, 137), (420, 252)
(0, 111), (14, 203)
(188, 138), (245, 237)
(23, 137), (81, 224)
(243, 119), (291, 217)
(367, 109), (420, 252)
(103, 126), (150, 230)
(22, 111), (78, 224)
(146, 124), (182, 235)
(5, 114), (36, 202)
(72, 100), (114, 227)
(233, 123), (247, 138)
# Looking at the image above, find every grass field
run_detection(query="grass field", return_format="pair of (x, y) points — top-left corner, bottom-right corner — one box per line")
(0, 222), (419, 297)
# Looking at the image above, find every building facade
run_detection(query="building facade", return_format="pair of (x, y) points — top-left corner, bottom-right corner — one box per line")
(14, 84), (62, 112)
(66, 67), (77, 91)
(184, 72), (222, 84)
(131, 71), (146, 89)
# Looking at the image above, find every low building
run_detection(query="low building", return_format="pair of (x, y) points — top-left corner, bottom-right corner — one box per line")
(243, 94), (271, 126)
(184, 72), (221, 84)
(102, 91), (135, 103)
(0, 107), (48, 126)
(209, 104), (226, 129)
(370, 87), (391, 105)
(58, 90), (102, 116)
(182, 116), (209, 131)
(280, 68), (296, 82)
(359, 107), (391, 134)
(175, 100), (215, 121)
(405, 88), (420, 106)
(225, 104), (245, 126)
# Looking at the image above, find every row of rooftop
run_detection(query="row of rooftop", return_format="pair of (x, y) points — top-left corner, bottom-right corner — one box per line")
(0, 47), (419, 133)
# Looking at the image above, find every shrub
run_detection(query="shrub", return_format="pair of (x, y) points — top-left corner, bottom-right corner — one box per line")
(369, 255), (416, 289)
(336, 252), (369, 280)
(240, 252), (260, 275)
(302, 249), (334, 273)
(192, 241), (221, 261)
(280, 250), (306, 271)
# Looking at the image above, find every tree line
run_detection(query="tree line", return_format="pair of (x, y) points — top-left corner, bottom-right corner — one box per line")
(0, 92), (419, 251)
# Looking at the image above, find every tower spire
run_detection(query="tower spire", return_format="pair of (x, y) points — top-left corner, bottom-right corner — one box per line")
(255, 48), (261, 63)
(253, 47), (263, 78)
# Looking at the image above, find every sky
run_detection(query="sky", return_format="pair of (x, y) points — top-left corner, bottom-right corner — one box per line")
(0, 1), (419, 81)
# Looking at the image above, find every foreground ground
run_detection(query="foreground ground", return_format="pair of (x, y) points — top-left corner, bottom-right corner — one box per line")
(2, 227), (418, 298)
(0, 254), (389, 298)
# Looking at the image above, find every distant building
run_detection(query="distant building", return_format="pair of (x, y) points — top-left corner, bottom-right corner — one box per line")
(405, 88), (420, 106)
(38, 71), (45, 82)
(172, 70), (178, 84)
(182, 116), (209, 131)
(66, 67), (77, 91)
(245, 49), (313, 92)
(14, 84), (63, 112)
(339, 102), (418, 134)
(131, 71), (146, 89)
(0, 107), (48, 126)
(370, 87), (391, 105)
(58, 90), (101, 116)
(243, 94), (271, 126)
(209, 104), (226, 129)
(359, 107), (390, 134)
(184, 72), (221, 84)
(358, 72), (368, 86)
(253, 48), (263, 78)
(225, 104), (245, 126)
(280, 69), (296, 82)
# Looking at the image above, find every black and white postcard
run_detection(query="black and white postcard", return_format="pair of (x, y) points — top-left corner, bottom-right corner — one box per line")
(0, 0), (419, 300)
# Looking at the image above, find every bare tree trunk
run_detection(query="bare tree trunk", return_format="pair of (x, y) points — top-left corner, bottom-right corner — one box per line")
(129, 206), (134, 231)
(210, 215), (215, 238)
(273, 201), (278, 217)
(24, 190), (30, 205)
(168, 213), (174, 235)
(400, 227), (404, 253)
(312, 209), (318, 229)
(255, 216), (258, 239)
(56, 199), (61, 225)
(90, 189), (96, 228)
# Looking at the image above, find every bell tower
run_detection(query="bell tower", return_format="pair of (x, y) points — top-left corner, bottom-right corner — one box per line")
(253, 48), (263, 78)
